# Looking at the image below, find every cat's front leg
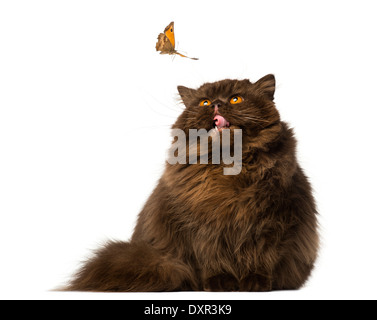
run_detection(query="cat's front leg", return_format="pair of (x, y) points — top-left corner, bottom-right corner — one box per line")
(203, 274), (239, 292)
(239, 273), (272, 292)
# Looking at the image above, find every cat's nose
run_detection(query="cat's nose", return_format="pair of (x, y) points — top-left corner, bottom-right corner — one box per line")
(211, 100), (222, 113)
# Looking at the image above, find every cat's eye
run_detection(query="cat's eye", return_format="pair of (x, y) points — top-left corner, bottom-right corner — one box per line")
(199, 99), (211, 107)
(230, 96), (243, 104)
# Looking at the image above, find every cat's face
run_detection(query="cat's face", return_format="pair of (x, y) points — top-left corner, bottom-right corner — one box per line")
(174, 75), (280, 137)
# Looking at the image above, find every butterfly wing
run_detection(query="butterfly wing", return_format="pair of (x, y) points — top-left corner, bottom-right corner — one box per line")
(156, 22), (175, 54)
(163, 22), (175, 49)
(156, 33), (174, 53)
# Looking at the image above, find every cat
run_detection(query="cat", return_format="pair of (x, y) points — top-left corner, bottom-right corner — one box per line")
(66, 74), (319, 292)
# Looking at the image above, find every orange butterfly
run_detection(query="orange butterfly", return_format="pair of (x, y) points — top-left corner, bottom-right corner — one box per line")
(155, 22), (198, 60)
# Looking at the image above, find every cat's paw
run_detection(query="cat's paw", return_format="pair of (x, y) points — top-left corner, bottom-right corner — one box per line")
(203, 274), (239, 292)
(239, 273), (272, 292)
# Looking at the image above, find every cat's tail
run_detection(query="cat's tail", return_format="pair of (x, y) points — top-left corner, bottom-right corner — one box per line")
(65, 240), (197, 292)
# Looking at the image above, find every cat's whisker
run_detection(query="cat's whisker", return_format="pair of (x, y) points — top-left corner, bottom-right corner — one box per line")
(143, 101), (179, 119)
(123, 124), (173, 134)
(142, 91), (185, 118)
(180, 109), (198, 115)
(242, 116), (270, 123)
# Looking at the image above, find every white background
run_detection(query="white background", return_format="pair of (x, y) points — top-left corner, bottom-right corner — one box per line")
(1, 0), (376, 300)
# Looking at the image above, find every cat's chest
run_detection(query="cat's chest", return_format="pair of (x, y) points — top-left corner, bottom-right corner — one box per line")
(165, 166), (257, 220)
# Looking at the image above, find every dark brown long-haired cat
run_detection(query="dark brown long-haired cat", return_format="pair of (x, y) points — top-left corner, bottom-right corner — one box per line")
(67, 74), (319, 292)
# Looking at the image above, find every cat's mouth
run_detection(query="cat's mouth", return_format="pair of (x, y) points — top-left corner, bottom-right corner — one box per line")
(213, 115), (230, 131)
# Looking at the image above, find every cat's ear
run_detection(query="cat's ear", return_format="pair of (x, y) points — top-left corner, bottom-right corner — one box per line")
(254, 74), (275, 100)
(177, 86), (195, 107)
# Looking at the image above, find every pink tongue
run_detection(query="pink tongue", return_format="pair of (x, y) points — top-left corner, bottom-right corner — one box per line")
(214, 115), (229, 128)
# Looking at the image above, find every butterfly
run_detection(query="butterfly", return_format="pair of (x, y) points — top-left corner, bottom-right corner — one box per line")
(155, 22), (198, 60)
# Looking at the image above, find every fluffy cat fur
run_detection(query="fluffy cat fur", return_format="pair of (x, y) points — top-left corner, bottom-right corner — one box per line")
(66, 74), (319, 292)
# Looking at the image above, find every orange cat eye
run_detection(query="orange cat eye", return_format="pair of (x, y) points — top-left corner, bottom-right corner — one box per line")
(230, 96), (243, 104)
(199, 99), (211, 107)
